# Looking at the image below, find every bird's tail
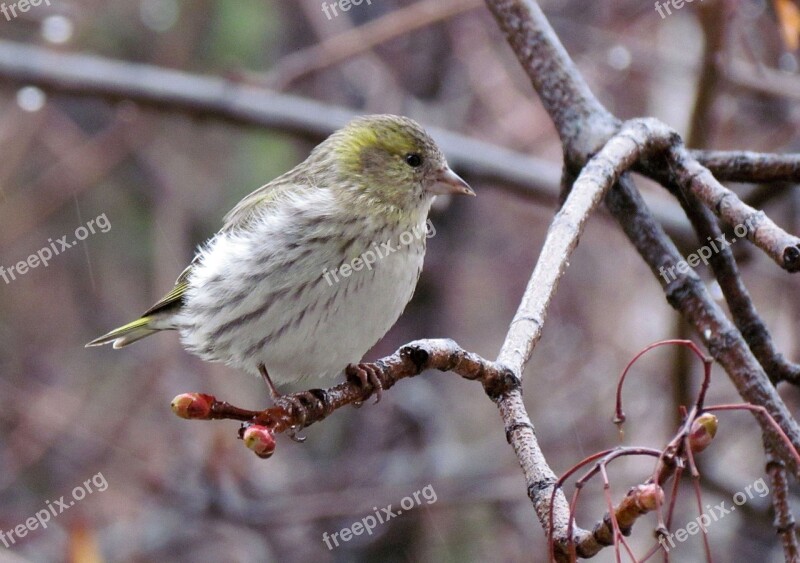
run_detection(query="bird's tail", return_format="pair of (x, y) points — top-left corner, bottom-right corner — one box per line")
(85, 317), (161, 349)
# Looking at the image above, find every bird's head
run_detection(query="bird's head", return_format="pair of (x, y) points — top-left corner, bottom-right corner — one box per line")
(314, 114), (474, 215)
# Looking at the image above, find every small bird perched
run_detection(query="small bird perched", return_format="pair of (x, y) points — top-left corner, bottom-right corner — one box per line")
(87, 115), (474, 402)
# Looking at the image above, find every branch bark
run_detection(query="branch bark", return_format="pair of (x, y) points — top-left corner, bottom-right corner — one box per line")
(484, 0), (617, 167)
(693, 150), (800, 184)
(668, 147), (800, 272)
(491, 119), (677, 559)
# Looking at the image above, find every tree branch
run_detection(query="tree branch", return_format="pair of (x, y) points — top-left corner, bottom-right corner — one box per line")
(693, 150), (800, 184)
(0, 38), (700, 244)
(654, 166), (800, 385)
(668, 147), (800, 272)
(605, 174), (800, 475)
(0, 38), (562, 204)
(262, 0), (484, 89)
(175, 338), (515, 429)
(484, 0), (618, 166)
(496, 118), (677, 376)
(766, 445), (800, 562)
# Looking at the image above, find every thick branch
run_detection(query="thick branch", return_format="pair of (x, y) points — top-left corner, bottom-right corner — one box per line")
(484, 0), (617, 165)
(481, 0), (800, 558)
(492, 118), (676, 559)
(497, 118), (676, 376)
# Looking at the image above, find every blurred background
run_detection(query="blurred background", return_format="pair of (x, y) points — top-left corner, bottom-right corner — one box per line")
(0, 0), (799, 561)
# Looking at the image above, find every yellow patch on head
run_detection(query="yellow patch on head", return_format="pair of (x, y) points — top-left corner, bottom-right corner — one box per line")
(334, 115), (426, 176)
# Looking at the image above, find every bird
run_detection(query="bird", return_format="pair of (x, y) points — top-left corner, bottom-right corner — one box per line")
(86, 114), (474, 406)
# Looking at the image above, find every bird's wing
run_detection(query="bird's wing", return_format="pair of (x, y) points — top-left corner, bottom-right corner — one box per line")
(142, 171), (317, 316)
(141, 263), (193, 317)
(221, 171), (308, 233)
(143, 175), (301, 316)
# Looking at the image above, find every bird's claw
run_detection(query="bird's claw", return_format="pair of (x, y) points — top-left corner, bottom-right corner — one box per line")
(346, 362), (384, 405)
(259, 364), (329, 441)
(271, 389), (329, 442)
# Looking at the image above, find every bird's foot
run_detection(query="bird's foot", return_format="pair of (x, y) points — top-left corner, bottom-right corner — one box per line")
(269, 389), (330, 442)
(345, 362), (384, 406)
(258, 363), (330, 442)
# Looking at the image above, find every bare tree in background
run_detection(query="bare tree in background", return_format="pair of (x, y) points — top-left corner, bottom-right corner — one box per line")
(1, 0), (799, 561)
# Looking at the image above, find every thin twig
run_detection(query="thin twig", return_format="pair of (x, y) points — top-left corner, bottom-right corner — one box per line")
(177, 338), (516, 431)
(263, 0), (484, 89)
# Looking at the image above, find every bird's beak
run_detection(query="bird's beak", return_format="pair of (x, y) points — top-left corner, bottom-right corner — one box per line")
(429, 166), (475, 196)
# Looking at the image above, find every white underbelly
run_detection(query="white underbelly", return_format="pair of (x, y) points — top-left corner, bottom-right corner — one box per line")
(178, 209), (429, 384)
(257, 244), (424, 382)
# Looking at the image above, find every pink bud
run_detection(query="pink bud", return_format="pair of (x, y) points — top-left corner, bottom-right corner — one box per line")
(689, 413), (718, 453)
(171, 393), (213, 419)
(242, 424), (276, 458)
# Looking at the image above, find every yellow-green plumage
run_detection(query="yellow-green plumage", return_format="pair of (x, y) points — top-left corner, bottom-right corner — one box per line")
(89, 317), (157, 348)
(86, 265), (192, 348)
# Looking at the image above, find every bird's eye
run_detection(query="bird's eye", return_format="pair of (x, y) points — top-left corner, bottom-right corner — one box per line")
(405, 153), (423, 168)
